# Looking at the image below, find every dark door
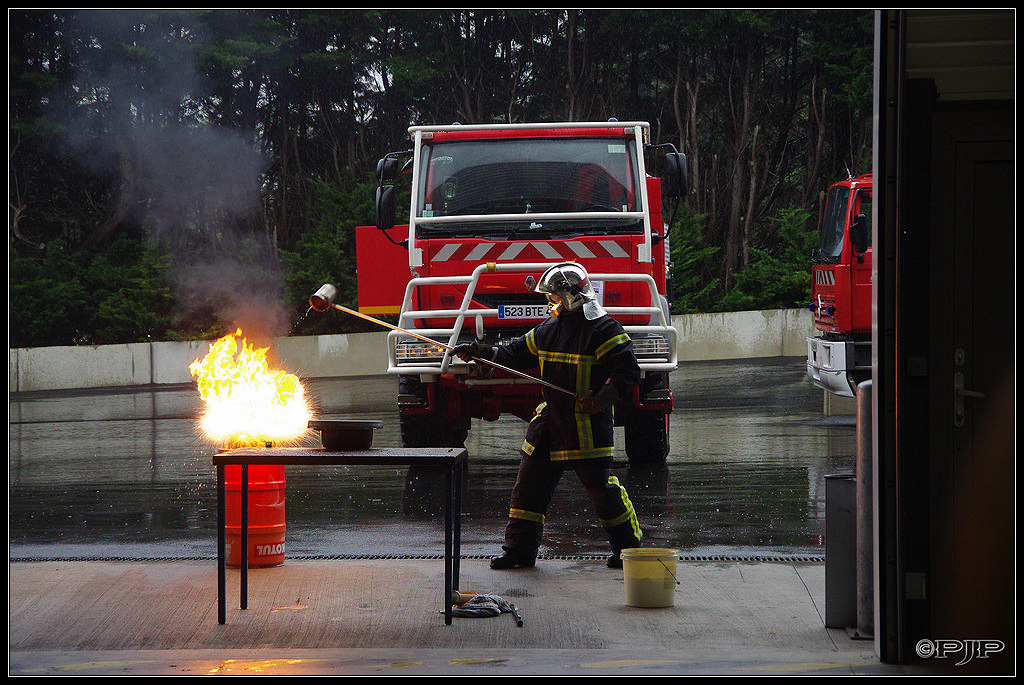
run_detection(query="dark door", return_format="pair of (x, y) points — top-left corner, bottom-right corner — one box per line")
(926, 109), (1013, 673)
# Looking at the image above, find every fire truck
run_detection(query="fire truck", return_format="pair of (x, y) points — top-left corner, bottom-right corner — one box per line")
(355, 121), (687, 465)
(806, 172), (873, 397)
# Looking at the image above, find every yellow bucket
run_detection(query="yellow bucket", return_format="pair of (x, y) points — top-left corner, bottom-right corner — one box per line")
(620, 548), (679, 608)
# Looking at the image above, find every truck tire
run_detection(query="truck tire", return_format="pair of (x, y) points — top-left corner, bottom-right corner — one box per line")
(623, 405), (669, 465)
(397, 375), (469, 448)
(621, 373), (670, 466)
(620, 373), (672, 515)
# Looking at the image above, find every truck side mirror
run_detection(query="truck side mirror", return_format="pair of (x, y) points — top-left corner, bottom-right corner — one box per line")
(663, 152), (689, 198)
(375, 185), (396, 231)
(850, 213), (868, 253)
(376, 157), (400, 183)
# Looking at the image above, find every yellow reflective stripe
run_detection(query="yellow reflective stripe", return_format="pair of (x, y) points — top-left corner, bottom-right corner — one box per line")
(595, 332), (631, 359)
(509, 508), (544, 524)
(536, 349), (592, 365)
(602, 505), (636, 528)
(522, 405), (545, 455)
(600, 476), (643, 541)
(549, 446), (615, 461)
(574, 408), (594, 453)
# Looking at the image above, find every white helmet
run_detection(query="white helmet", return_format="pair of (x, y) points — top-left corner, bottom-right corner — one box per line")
(535, 262), (606, 320)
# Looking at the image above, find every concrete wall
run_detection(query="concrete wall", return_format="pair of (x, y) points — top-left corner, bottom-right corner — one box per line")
(674, 308), (811, 361)
(9, 308), (814, 393)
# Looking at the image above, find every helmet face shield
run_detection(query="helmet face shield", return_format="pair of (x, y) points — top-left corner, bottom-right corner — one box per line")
(543, 291), (563, 308)
(535, 263), (606, 320)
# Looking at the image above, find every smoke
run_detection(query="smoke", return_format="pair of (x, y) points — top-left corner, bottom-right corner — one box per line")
(64, 10), (291, 339)
(136, 121), (290, 341)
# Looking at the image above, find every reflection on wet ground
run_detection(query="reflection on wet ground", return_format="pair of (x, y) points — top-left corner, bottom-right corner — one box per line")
(8, 358), (856, 561)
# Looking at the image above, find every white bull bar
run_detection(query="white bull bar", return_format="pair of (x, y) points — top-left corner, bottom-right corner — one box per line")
(387, 262), (677, 377)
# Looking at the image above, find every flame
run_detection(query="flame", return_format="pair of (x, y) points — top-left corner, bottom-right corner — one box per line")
(189, 328), (311, 448)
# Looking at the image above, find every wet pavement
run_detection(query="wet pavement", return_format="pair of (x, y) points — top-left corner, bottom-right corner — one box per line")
(8, 357), (856, 564)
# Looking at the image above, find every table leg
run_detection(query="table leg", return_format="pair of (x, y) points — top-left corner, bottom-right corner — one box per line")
(240, 464), (248, 611)
(444, 465), (453, 625)
(217, 464), (226, 624)
(454, 460), (462, 592)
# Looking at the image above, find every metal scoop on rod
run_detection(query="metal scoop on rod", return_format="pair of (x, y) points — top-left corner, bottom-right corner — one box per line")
(309, 284), (578, 398)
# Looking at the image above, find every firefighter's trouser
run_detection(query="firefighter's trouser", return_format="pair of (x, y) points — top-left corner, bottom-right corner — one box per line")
(502, 448), (643, 559)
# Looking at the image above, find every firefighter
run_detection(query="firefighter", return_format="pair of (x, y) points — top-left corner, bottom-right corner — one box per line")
(454, 262), (643, 569)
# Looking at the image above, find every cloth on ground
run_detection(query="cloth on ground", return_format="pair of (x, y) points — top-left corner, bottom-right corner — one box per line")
(451, 593), (515, 618)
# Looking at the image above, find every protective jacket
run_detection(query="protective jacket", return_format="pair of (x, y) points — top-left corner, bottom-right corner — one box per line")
(494, 309), (640, 460)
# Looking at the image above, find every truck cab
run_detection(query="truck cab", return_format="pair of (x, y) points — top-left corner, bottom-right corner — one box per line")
(806, 173), (873, 396)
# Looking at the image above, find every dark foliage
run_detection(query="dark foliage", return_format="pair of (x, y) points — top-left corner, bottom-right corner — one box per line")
(9, 9), (872, 347)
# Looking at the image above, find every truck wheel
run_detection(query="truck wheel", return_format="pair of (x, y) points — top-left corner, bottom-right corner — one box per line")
(621, 372), (670, 466)
(397, 375), (469, 448)
(620, 373), (672, 515)
(622, 404), (669, 465)
(620, 400), (671, 516)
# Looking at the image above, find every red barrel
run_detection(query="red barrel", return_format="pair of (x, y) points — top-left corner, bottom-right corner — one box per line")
(224, 464), (286, 568)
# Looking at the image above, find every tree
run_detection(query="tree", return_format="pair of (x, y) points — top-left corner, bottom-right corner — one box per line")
(8, 9), (874, 347)
(668, 205), (720, 315)
(715, 206), (817, 312)
(280, 177), (378, 335)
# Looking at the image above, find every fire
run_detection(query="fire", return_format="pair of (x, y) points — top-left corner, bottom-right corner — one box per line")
(189, 328), (311, 447)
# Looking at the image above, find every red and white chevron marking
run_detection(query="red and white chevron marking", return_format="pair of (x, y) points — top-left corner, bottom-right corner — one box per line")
(814, 269), (836, 285)
(428, 239), (633, 263)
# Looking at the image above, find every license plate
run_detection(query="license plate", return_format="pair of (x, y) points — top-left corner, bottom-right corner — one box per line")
(498, 304), (548, 319)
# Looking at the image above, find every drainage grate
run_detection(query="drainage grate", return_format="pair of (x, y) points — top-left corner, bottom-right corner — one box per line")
(10, 553), (824, 564)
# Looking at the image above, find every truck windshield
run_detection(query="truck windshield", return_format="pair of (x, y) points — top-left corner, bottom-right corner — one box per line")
(415, 137), (643, 237)
(814, 186), (850, 262)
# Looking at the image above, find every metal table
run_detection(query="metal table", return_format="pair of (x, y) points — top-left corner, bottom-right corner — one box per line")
(213, 446), (467, 625)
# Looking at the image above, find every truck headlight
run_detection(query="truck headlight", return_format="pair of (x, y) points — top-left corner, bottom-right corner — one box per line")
(632, 334), (671, 359)
(395, 339), (447, 363)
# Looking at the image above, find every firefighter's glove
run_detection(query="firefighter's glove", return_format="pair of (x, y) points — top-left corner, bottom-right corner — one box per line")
(578, 381), (619, 414)
(452, 342), (494, 362)
(453, 342), (498, 378)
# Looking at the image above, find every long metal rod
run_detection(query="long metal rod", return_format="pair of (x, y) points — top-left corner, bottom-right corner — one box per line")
(326, 302), (578, 398)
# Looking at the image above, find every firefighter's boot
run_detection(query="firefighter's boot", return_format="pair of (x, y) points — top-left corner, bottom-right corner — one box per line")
(491, 517), (542, 569)
(605, 520), (643, 569)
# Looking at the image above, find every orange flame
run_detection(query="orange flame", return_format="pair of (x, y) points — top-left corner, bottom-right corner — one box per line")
(189, 328), (311, 448)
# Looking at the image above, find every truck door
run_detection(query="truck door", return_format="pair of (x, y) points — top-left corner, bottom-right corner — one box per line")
(848, 188), (872, 332)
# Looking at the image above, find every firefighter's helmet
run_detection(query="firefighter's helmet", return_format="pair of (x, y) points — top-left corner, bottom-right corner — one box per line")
(535, 262), (606, 320)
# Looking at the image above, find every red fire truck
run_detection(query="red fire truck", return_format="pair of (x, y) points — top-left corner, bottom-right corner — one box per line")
(356, 121), (687, 465)
(806, 172), (873, 397)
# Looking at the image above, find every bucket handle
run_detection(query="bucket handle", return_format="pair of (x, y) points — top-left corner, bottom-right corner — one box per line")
(660, 558), (680, 585)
